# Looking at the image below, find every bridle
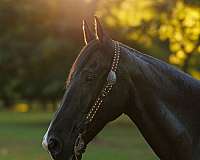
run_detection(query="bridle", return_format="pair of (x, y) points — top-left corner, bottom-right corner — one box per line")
(73, 41), (121, 160)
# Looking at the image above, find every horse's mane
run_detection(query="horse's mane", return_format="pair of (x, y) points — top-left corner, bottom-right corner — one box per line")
(120, 43), (200, 94)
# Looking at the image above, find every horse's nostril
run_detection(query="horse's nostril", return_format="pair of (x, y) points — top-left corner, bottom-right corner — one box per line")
(48, 139), (55, 149)
(48, 137), (62, 155)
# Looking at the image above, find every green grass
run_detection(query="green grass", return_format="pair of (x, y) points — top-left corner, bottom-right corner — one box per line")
(0, 112), (158, 160)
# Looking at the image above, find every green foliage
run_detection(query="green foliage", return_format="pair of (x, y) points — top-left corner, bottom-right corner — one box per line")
(0, 0), (88, 107)
(97, 0), (200, 78)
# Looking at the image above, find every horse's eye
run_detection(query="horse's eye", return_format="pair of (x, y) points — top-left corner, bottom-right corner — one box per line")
(85, 73), (96, 82)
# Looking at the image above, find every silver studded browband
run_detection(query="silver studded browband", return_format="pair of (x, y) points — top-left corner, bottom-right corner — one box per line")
(86, 41), (120, 122)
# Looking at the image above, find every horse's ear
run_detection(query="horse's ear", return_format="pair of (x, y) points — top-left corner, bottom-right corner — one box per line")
(94, 16), (111, 43)
(82, 20), (95, 45)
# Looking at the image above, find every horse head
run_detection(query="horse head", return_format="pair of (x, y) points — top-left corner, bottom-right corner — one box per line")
(42, 17), (130, 160)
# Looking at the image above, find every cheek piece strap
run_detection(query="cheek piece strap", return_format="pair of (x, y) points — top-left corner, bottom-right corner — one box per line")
(73, 41), (120, 160)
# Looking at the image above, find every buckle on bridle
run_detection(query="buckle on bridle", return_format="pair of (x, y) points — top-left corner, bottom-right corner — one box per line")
(74, 133), (86, 160)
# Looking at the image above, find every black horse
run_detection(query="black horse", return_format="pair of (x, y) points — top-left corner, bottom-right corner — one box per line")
(42, 17), (200, 160)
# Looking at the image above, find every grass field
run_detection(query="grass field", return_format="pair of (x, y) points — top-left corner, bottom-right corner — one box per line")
(0, 112), (158, 160)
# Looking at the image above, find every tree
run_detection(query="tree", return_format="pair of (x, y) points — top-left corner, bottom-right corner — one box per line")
(96, 0), (200, 79)
(0, 0), (97, 108)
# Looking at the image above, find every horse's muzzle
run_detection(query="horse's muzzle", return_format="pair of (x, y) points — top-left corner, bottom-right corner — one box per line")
(42, 135), (63, 159)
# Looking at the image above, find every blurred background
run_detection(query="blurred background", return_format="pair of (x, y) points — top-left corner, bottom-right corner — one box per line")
(0, 0), (199, 160)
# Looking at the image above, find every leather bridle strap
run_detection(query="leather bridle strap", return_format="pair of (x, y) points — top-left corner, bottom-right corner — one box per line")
(86, 41), (120, 122)
(73, 41), (120, 160)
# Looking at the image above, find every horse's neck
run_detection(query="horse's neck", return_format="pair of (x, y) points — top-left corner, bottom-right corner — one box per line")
(121, 45), (200, 160)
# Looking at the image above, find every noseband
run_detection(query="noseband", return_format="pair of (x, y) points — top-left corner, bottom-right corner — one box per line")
(74, 41), (120, 160)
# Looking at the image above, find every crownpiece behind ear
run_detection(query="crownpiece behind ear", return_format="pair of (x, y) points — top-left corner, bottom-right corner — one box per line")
(82, 20), (95, 45)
